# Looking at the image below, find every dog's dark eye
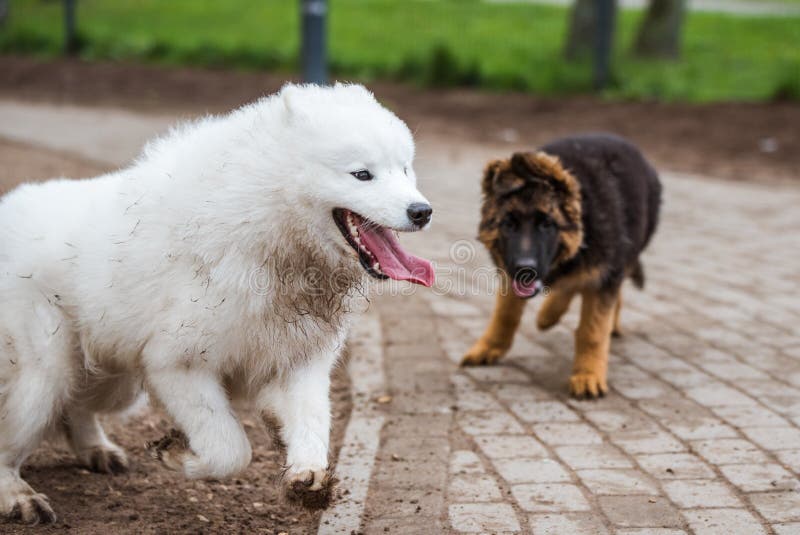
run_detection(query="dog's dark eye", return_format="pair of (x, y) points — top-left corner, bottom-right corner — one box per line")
(501, 214), (518, 230)
(351, 170), (374, 181)
(540, 218), (555, 230)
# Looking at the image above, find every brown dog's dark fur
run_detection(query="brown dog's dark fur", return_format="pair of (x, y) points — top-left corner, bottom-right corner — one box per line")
(462, 133), (661, 398)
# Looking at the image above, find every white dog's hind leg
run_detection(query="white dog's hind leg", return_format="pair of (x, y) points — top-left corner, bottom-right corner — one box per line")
(258, 353), (336, 509)
(63, 407), (128, 474)
(0, 357), (68, 524)
(147, 368), (252, 479)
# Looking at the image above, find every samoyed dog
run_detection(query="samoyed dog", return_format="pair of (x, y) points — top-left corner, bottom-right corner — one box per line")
(0, 83), (434, 523)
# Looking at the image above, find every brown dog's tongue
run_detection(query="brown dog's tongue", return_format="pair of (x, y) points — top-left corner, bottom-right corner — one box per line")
(358, 225), (435, 287)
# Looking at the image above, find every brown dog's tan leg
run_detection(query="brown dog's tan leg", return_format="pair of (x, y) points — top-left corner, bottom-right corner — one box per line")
(569, 289), (617, 398)
(462, 290), (527, 366)
(537, 287), (576, 331)
(611, 289), (623, 338)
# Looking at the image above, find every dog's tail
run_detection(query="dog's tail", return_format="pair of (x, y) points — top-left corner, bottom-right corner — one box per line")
(630, 260), (645, 290)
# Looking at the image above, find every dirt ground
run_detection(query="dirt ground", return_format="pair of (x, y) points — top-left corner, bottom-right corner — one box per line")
(3, 358), (350, 535)
(1, 55), (798, 184)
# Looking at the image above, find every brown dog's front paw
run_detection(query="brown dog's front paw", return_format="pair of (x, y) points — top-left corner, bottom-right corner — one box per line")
(146, 428), (191, 472)
(569, 372), (608, 399)
(461, 340), (507, 366)
(284, 468), (336, 510)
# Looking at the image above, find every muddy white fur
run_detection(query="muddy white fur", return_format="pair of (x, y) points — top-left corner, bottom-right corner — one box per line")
(0, 83), (431, 522)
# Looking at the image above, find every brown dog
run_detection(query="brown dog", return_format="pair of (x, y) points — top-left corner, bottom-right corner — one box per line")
(462, 134), (661, 398)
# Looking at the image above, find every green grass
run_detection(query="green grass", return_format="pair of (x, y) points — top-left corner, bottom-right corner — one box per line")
(1, 0), (798, 102)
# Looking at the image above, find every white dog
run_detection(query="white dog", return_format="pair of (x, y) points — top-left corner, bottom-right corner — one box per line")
(0, 83), (434, 523)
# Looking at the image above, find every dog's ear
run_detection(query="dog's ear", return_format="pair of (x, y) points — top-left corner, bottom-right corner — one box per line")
(483, 159), (525, 197)
(512, 151), (578, 197)
(280, 84), (302, 119)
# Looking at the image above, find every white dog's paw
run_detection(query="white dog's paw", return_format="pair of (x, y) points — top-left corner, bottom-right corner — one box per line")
(1, 484), (57, 525)
(80, 444), (129, 475)
(284, 466), (336, 510)
(146, 428), (251, 479)
(147, 428), (193, 473)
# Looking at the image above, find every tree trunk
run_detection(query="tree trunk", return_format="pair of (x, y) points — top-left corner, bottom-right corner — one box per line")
(632, 0), (686, 59)
(564, 0), (595, 61)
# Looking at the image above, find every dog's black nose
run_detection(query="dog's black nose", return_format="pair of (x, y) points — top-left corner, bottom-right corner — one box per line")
(407, 202), (433, 227)
(511, 258), (538, 277)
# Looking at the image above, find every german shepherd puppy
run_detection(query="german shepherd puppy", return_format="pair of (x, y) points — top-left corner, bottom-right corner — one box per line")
(462, 133), (661, 398)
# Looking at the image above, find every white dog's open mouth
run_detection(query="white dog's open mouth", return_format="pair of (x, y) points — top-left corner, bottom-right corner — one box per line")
(332, 208), (435, 287)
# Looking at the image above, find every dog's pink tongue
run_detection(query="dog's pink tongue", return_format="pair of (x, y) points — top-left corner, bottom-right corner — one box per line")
(358, 225), (435, 287)
(512, 278), (541, 298)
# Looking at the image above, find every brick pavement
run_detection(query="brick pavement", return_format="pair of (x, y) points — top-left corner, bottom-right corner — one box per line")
(3, 99), (799, 534)
(330, 142), (800, 534)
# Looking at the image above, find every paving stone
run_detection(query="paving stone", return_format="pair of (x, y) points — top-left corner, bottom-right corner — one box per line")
(474, 435), (550, 459)
(773, 522), (800, 535)
(462, 365), (532, 384)
(662, 479), (741, 508)
(511, 483), (591, 513)
(382, 436), (449, 464)
(741, 426), (800, 451)
(691, 438), (769, 465)
(701, 361), (770, 381)
(390, 389), (454, 414)
(614, 430), (686, 454)
(664, 417), (739, 441)
(711, 405), (790, 428)
(492, 383), (552, 402)
(613, 379), (676, 400)
(577, 469), (660, 496)
(458, 411), (524, 435)
(448, 503), (521, 533)
(660, 369), (719, 389)
(598, 495), (682, 528)
(367, 487), (445, 519)
(686, 384), (758, 406)
(775, 449), (800, 471)
(528, 512), (610, 535)
(363, 515), (445, 534)
(616, 530), (687, 535)
(683, 508), (766, 535)
(532, 423), (604, 446)
(636, 453), (715, 480)
(384, 413), (451, 438)
(448, 474), (503, 502)
(719, 463), (799, 492)
(454, 387), (505, 412)
(556, 444), (633, 470)
(508, 400), (580, 423)
(450, 450), (485, 475)
(748, 491), (800, 522)
(583, 409), (656, 433)
(373, 456), (448, 491)
(493, 457), (571, 484)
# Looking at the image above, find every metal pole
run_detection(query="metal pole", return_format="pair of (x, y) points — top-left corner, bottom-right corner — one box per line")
(0, 0), (9, 28)
(593, 0), (615, 90)
(64, 0), (78, 54)
(301, 0), (327, 85)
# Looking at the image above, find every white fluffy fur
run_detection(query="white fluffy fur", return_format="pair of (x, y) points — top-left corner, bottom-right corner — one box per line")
(0, 83), (430, 522)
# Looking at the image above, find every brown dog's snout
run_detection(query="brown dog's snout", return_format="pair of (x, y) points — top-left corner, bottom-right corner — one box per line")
(510, 258), (538, 280)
